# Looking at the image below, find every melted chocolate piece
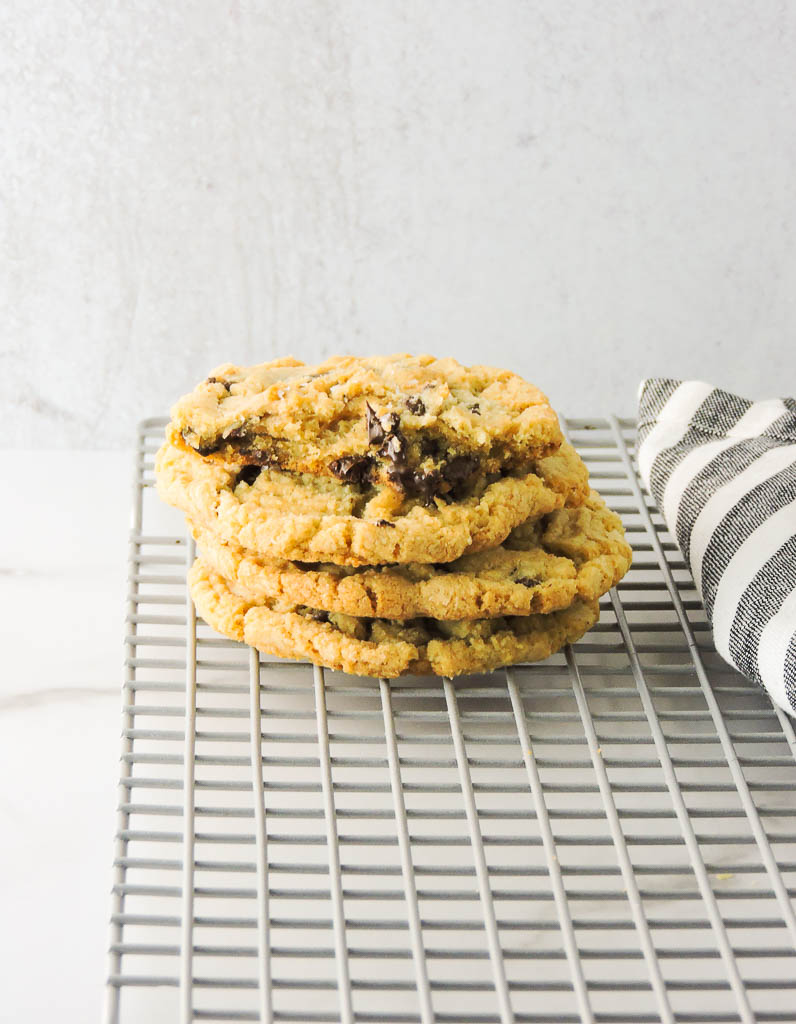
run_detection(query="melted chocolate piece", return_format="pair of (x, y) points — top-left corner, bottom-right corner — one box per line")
(184, 428), (227, 456)
(194, 439), (225, 456)
(191, 425), (249, 455)
(376, 519), (396, 528)
(442, 455), (478, 484)
(385, 465), (407, 491)
(366, 403), (385, 445)
(380, 433), (407, 466)
(329, 455), (373, 484)
(387, 465), (444, 505)
(515, 575), (542, 588)
(307, 609), (330, 622)
(235, 465), (262, 487)
(366, 405), (403, 446)
(381, 412), (401, 434)
(420, 436), (441, 458)
(238, 443), (281, 468)
(470, 402), (480, 415)
(405, 396), (425, 415)
(414, 469), (442, 505)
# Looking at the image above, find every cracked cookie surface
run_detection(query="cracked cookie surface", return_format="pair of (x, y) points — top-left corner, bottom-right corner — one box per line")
(156, 428), (589, 565)
(191, 490), (631, 619)
(171, 354), (563, 497)
(189, 558), (601, 678)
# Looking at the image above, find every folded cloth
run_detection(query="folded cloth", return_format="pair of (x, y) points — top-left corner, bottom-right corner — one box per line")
(637, 379), (796, 717)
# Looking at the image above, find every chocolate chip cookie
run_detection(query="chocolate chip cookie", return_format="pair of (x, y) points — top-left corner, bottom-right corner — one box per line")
(189, 557), (601, 678)
(156, 427), (589, 565)
(190, 490), (630, 620)
(171, 354), (563, 497)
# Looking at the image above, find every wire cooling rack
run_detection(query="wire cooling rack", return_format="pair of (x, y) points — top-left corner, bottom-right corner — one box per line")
(104, 416), (796, 1024)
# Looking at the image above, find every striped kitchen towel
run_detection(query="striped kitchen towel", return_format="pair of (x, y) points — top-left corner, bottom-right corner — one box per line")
(637, 379), (796, 717)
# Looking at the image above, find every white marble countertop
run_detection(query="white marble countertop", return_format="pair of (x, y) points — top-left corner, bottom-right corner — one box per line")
(0, 451), (133, 1023)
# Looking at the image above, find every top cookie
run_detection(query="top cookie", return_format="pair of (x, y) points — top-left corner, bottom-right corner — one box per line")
(171, 354), (562, 498)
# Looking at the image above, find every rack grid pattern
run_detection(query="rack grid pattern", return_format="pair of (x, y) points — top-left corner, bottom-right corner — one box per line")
(105, 416), (796, 1024)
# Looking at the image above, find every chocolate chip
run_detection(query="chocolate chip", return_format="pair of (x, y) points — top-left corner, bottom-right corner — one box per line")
(442, 455), (478, 484)
(406, 396), (425, 415)
(515, 575), (542, 588)
(366, 403), (385, 445)
(238, 442), (280, 468)
(415, 469), (442, 505)
(470, 403), (480, 415)
(329, 455), (373, 484)
(235, 465), (262, 487)
(420, 436), (441, 458)
(385, 465), (443, 505)
(385, 465), (407, 493)
(206, 376), (231, 391)
(380, 412), (401, 435)
(376, 519), (396, 528)
(380, 433), (407, 466)
(308, 609), (330, 622)
(195, 441), (223, 456)
(186, 430), (225, 456)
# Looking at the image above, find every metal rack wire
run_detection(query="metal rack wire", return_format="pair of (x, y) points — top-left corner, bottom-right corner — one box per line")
(105, 416), (796, 1024)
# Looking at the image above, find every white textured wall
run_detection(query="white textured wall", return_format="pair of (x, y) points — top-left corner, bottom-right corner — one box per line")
(2, 1), (795, 447)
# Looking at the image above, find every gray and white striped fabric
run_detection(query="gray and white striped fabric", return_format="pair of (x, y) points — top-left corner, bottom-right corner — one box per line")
(637, 379), (796, 717)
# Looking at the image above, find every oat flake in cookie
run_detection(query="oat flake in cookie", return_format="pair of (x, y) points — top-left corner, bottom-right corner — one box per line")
(171, 354), (563, 498)
(189, 558), (601, 679)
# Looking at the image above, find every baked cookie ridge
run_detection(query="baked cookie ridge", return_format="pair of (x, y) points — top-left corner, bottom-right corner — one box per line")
(189, 558), (601, 679)
(190, 490), (631, 620)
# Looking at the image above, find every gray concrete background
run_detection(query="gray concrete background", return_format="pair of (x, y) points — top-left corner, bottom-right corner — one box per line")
(2, 1), (794, 447)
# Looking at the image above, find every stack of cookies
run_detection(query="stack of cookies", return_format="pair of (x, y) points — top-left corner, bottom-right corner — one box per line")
(155, 355), (631, 678)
